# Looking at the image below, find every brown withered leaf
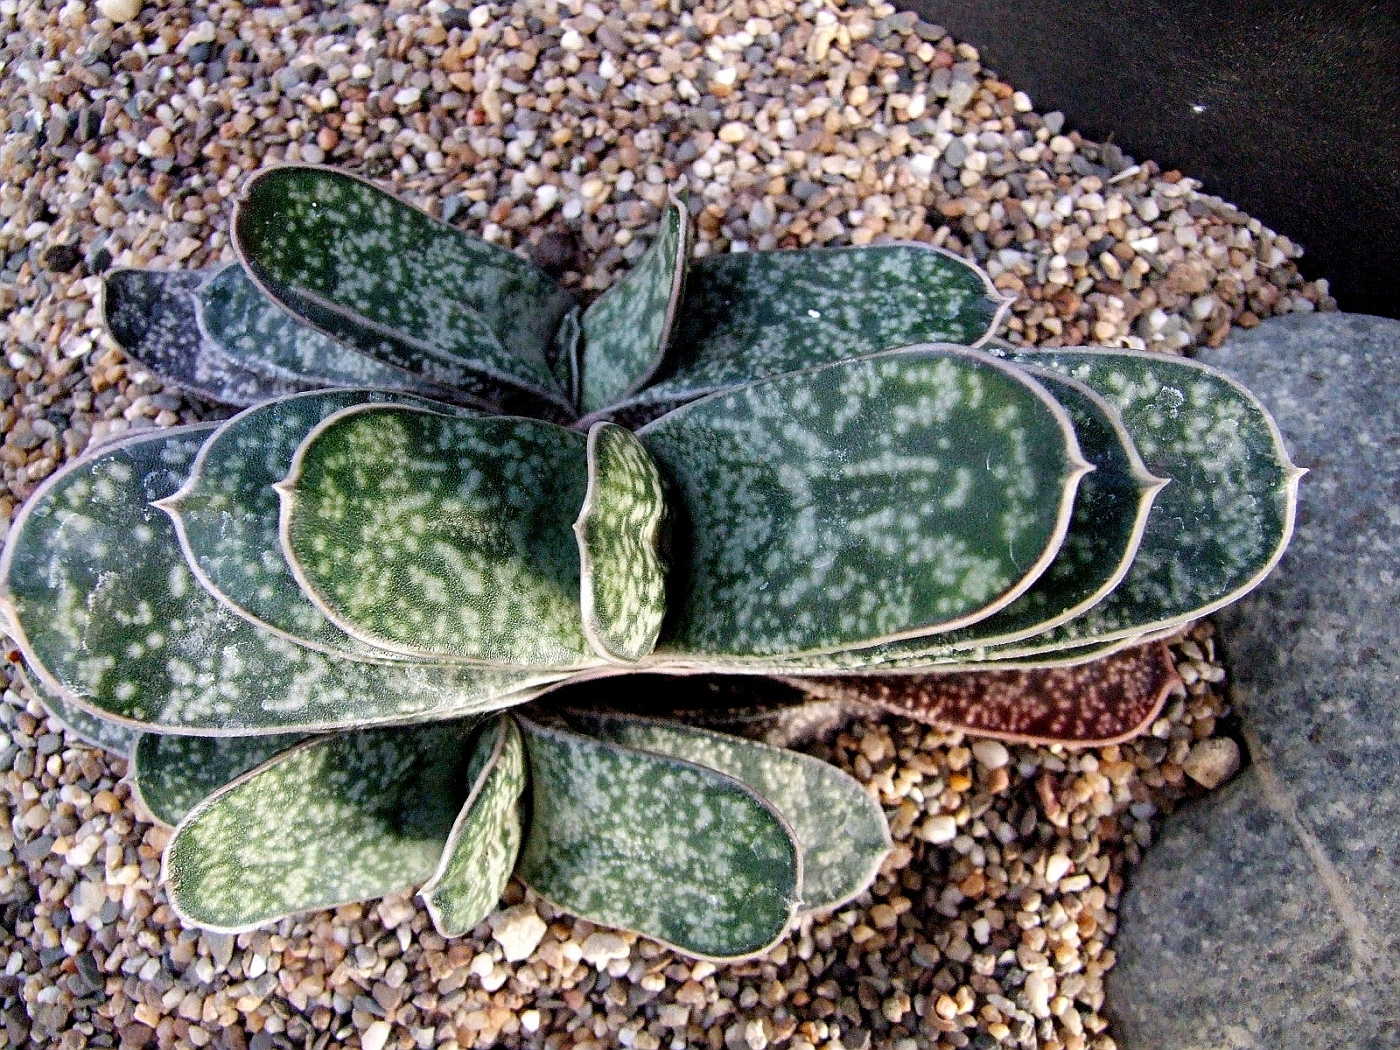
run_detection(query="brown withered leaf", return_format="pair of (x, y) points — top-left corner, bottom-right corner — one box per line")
(785, 642), (1182, 747)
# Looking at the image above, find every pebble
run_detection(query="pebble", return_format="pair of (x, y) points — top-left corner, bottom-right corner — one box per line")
(1182, 737), (1241, 788)
(0, 0), (1333, 1046)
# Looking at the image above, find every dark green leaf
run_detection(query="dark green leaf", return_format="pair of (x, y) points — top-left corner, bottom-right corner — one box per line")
(132, 731), (310, 827)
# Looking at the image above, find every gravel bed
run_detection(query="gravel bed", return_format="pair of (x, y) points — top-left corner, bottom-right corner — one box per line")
(0, 0), (1331, 1047)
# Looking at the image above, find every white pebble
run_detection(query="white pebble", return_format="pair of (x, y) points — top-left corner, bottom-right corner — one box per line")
(393, 86), (422, 108)
(95, 0), (140, 24)
(920, 814), (958, 844)
(560, 28), (584, 51)
(490, 904), (547, 962)
(1044, 853), (1071, 883)
(971, 739), (1010, 770)
(361, 1021), (392, 1050)
(1024, 970), (1053, 1017)
(580, 931), (630, 966)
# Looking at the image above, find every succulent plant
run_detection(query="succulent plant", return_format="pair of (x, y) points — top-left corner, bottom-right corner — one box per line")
(0, 166), (1301, 960)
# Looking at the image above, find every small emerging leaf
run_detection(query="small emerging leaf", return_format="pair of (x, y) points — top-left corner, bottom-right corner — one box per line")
(568, 711), (890, 914)
(575, 423), (668, 663)
(579, 201), (688, 413)
(640, 346), (1089, 659)
(132, 731), (310, 827)
(164, 720), (477, 932)
(280, 406), (598, 667)
(234, 166), (576, 416)
(516, 717), (800, 960)
(420, 715), (527, 936)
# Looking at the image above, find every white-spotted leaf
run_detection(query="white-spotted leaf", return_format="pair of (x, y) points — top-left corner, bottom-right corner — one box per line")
(568, 712), (890, 913)
(420, 715), (527, 937)
(0, 427), (569, 732)
(132, 731), (311, 827)
(234, 166), (576, 417)
(164, 720), (478, 932)
(280, 406), (599, 667)
(575, 423), (668, 663)
(579, 200), (688, 413)
(516, 717), (800, 960)
(639, 346), (1088, 659)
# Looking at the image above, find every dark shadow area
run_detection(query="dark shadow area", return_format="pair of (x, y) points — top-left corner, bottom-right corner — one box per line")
(902, 0), (1400, 317)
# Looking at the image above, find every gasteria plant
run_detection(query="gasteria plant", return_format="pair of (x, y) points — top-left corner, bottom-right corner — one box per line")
(0, 167), (1301, 960)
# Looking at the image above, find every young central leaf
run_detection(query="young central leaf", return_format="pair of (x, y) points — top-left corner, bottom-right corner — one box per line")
(639, 346), (1088, 659)
(575, 423), (669, 663)
(515, 718), (800, 960)
(280, 406), (596, 666)
(579, 201), (688, 413)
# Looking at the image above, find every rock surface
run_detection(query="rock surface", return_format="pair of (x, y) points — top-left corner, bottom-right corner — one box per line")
(1110, 313), (1400, 1049)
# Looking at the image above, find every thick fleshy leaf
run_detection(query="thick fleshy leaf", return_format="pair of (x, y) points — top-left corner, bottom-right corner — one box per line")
(579, 201), (688, 413)
(132, 731), (310, 827)
(198, 264), (463, 400)
(568, 712), (890, 913)
(575, 423), (668, 663)
(601, 244), (1008, 423)
(791, 640), (1182, 745)
(998, 348), (1303, 646)
(233, 166), (576, 417)
(11, 664), (139, 758)
(162, 389), (469, 661)
(746, 369), (1165, 674)
(0, 427), (570, 733)
(420, 716), (526, 937)
(163, 720), (477, 932)
(280, 406), (598, 667)
(639, 346), (1089, 660)
(103, 267), (302, 406)
(516, 717), (800, 960)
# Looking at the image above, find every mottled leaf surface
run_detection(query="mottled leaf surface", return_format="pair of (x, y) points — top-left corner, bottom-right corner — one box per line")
(132, 731), (310, 827)
(605, 245), (1006, 419)
(103, 268), (304, 406)
(421, 716), (526, 937)
(166, 389), (467, 660)
(640, 347), (1086, 659)
(751, 370), (1164, 673)
(1004, 348), (1302, 644)
(12, 664), (138, 758)
(198, 264), (460, 400)
(576, 424), (668, 663)
(579, 201), (687, 413)
(282, 407), (597, 667)
(164, 721), (476, 931)
(517, 718), (799, 960)
(234, 166), (575, 414)
(568, 712), (889, 913)
(0, 428), (567, 732)
(793, 641), (1181, 745)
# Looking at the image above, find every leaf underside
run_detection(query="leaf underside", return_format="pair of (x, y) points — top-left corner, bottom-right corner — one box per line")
(0, 427), (566, 732)
(166, 388), (470, 661)
(282, 406), (598, 667)
(640, 346), (1085, 659)
(606, 244), (1006, 422)
(516, 717), (800, 960)
(132, 730), (310, 827)
(793, 640), (1181, 745)
(165, 720), (477, 931)
(234, 166), (576, 417)
(567, 711), (890, 914)
(420, 715), (527, 936)
(579, 201), (687, 413)
(576, 423), (669, 663)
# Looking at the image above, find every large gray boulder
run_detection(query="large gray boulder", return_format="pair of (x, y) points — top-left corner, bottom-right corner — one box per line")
(1108, 313), (1400, 1049)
